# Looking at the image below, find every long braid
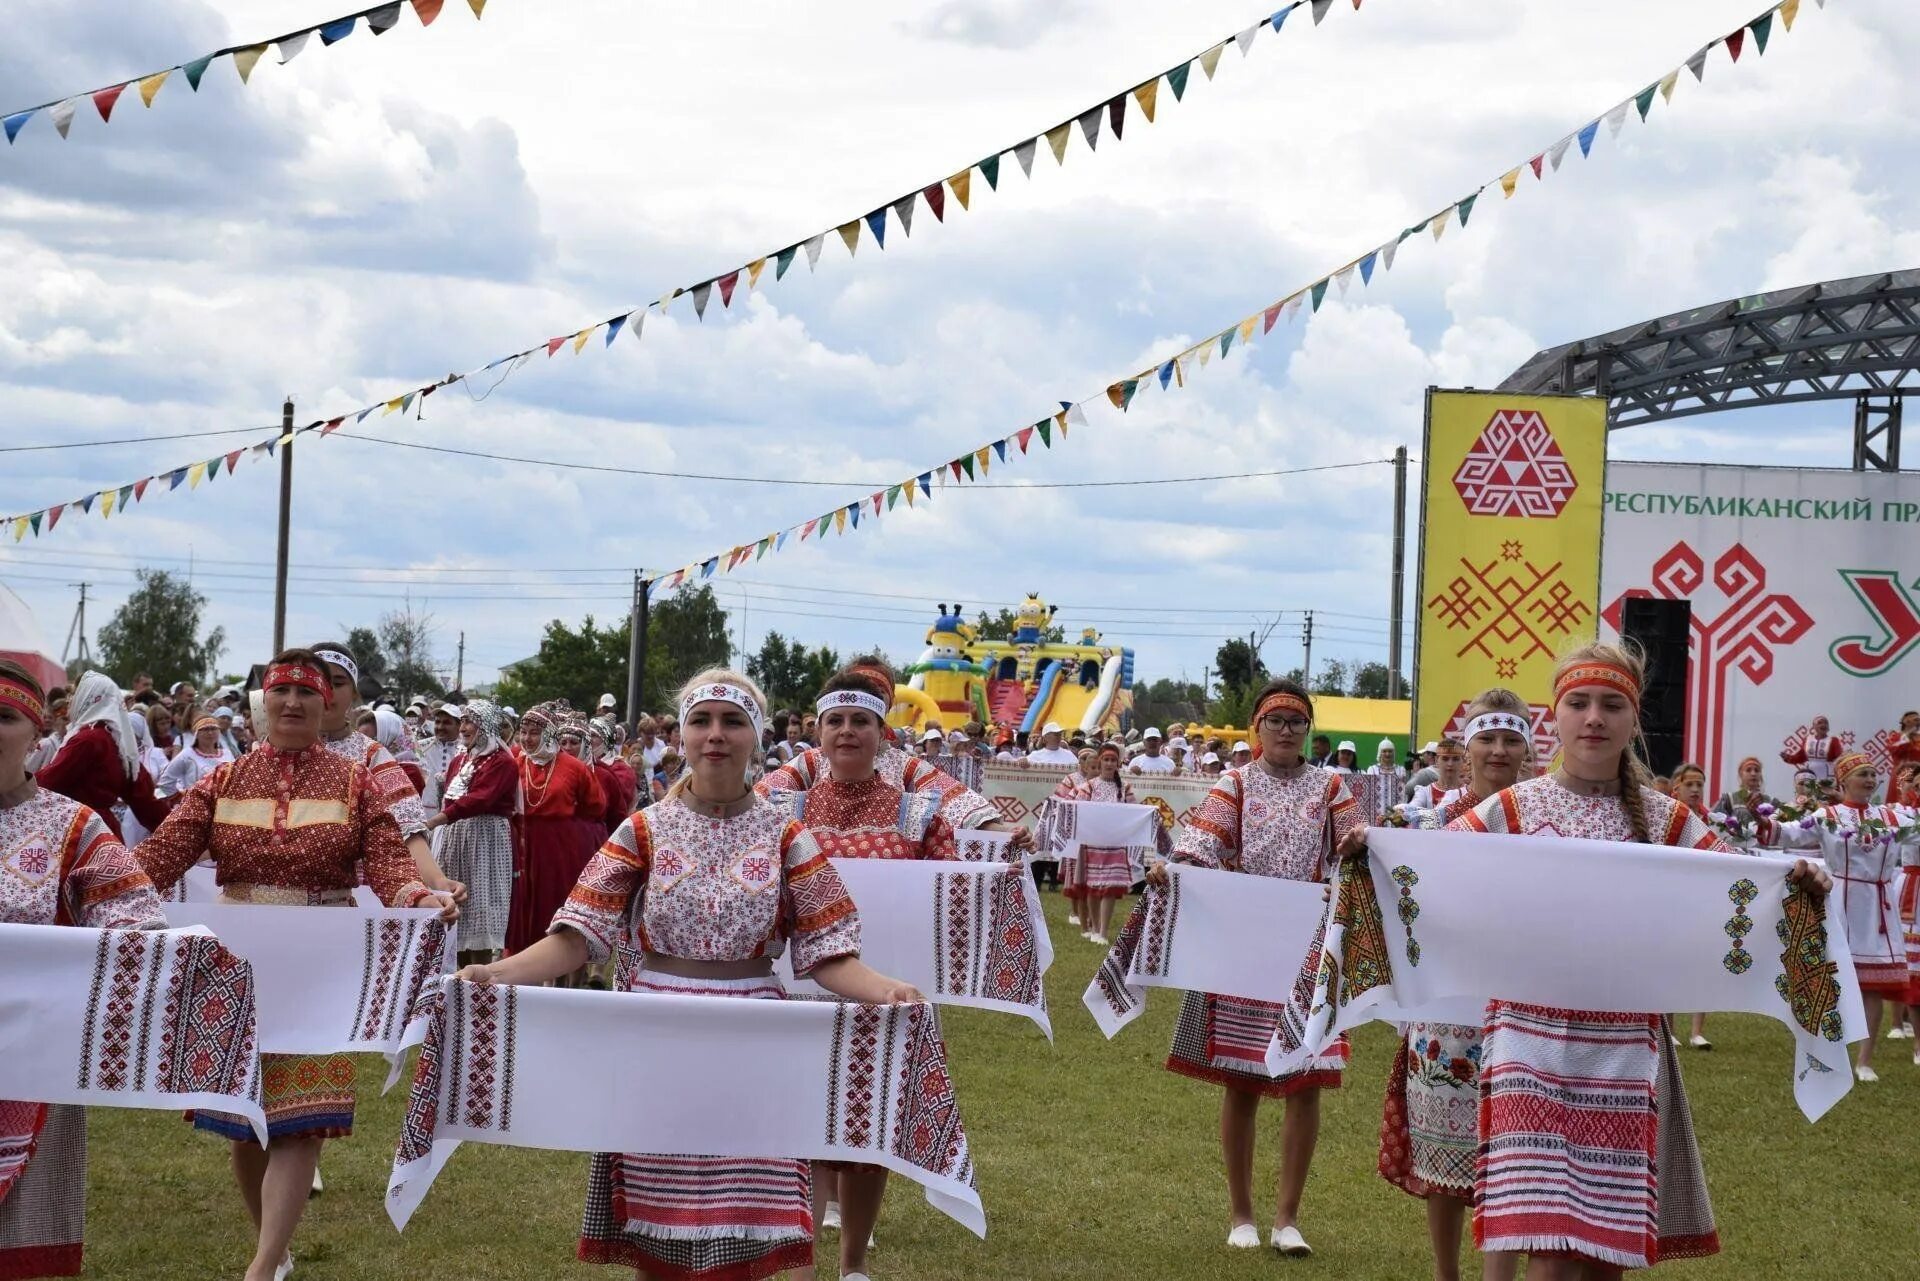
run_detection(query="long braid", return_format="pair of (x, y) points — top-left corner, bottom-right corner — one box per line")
(1618, 746), (1652, 844)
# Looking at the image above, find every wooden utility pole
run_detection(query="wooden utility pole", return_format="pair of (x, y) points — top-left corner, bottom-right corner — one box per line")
(1388, 445), (1408, 699)
(455, 631), (465, 692)
(271, 398), (294, 653)
(625, 572), (650, 734)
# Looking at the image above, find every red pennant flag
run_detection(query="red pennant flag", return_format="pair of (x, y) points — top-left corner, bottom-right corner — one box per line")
(133, 478), (150, 501)
(1262, 303), (1283, 334)
(545, 336), (568, 356)
(871, 493), (883, 515)
(322, 417), (344, 435)
(801, 519), (817, 540)
(949, 460), (964, 482)
(717, 270), (741, 308)
(1529, 153), (1545, 179)
(1725, 28), (1744, 61)
(46, 504), (63, 531)
(93, 84), (128, 122)
(923, 183), (946, 223)
(412, 0), (445, 24)
(1016, 427), (1034, 453)
(224, 450), (242, 473)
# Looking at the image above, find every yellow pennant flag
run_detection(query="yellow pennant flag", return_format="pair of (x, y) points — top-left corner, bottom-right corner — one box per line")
(233, 45), (267, 83)
(1133, 79), (1159, 123)
(948, 170), (972, 211)
(385, 396), (405, 414)
(1237, 315), (1257, 345)
(1045, 123), (1070, 165)
(1658, 69), (1680, 103)
(11, 517), (27, 542)
(278, 432), (295, 446)
(139, 70), (171, 107)
(1500, 168), (1521, 198)
(1780, 0), (1800, 30)
(747, 258), (767, 287)
(837, 221), (861, 256)
(1431, 206), (1452, 241)
(99, 490), (116, 518)
(468, 0), (488, 15)
(903, 478), (916, 506)
(975, 447), (990, 475)
(834, 508), (848, 533)
(188, 461), (207, 489)
(572, 327), (593, 354)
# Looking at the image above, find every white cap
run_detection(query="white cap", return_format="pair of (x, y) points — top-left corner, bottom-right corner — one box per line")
(1142, 726), (1163, 740)
(1337, 740), (1357, 754)
(432, 703), (461, 718)
(1421, 741), (1439, 753)
(213, 706), (234, 720)
(1378, 738), (1397, 755)
(598, 693), (617, 709)
(1201, 752), (1221, 764)
(1232, 741), (1250, 753)
(1042, 721), (1063, 735)
(947, 729), (968, 743)
(921, 727), (945, 743)
(503, 706), (518, 719)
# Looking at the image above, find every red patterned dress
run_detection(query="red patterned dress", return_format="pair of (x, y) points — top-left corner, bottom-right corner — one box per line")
(1058, 776), (1137, 902)
(35, 724), (171, 842)
(0, 786), (167, 1280)
(550, 794), (861, 1281)
(1168, 761), (1360, 1096)
(507, 752), (604, 955)
(134, 744), (432, 1142)
(1449, 775), (1729, 1269)
(758, 744), (1000, 831)
(772, 773), (957, 862)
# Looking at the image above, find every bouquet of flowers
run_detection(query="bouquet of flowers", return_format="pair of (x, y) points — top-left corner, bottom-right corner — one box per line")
(1711, 800), (1774, 847)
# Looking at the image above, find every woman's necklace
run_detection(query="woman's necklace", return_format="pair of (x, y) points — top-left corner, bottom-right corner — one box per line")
(1554, 768), (1619, 798)
(521, 755), (556, 807)
(684, 782), (752, 819)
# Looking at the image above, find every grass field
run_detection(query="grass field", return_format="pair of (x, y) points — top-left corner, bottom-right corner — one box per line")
(88, 891), (1919, 1279)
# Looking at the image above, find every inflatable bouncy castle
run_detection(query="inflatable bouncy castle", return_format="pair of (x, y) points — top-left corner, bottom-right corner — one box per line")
(894, 597), (1133, 737)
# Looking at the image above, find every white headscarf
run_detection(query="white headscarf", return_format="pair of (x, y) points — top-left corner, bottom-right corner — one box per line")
(372, 707), (417, 763)
(68, 671), (141, 779)
(444, 700), (510, 805)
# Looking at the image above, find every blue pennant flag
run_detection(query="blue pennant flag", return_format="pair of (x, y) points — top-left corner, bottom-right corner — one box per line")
(1158, 360), (1175, 389)
(604, 315), (627, 345)
(319, 17), (357, 45)
(3, 111), (34, 144)
(1577, 120), (1600, 157)
(701, 558), (718, 578)
(1270, 7), (1292, 32)
(168, 468), (187, 490)
(1359, 251), (1377, 286)
(864, 209), (887, 249)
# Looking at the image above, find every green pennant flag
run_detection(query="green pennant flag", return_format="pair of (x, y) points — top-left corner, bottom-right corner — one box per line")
(979, 154), (1000, 190)
(774, 245), (799, 280)
(886, 485), (901, 510)
(1036, 419), (1052, 447)
(755, 538), (770, 561)
(1634, 83), (1657, 121)
(1310, 279), (1329, 311)
(1219, 329), (1235, 358)
(204, 457), (219, 484)
(1167, 63), (1190, 101)
(28, 512), (41, 536)
(1750, 12), (1773, 54)
(959, 454), (976, 480)
(1456, 192), (1479, 227)
(183, 54), (216, 90)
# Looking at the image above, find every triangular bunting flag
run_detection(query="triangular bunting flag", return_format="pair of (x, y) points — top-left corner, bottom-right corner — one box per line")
(1036, 420), (1051, 447)
(117, 484), (134, 510)
(1014, 138), (1037, 176)
(871, 492), (884, 516)
(1107, 379), (1140, 411)
(975, 447), (991, 475)
(1549, 136), (1573, 170)
(1271, 5), (1292, 31)
(182, 54), (215, 91)
(918, 471), (934, 492)
(980, 153), (1001, 190)
(1529, 152), (1545, 178)
(775, 245), (798, 279)
(233, 46), (267, 83)
(1133, 79), (1158, 123)
(46, 505), (62, 530)
(886, 485), (901, 510)
(1725, 29), (1745, 63)
(319, 17), (357, 45)
(1312, 0), (1334, 23)
(717, 270), (741, 307)
(1077, 106), (1102, 151)
(1749, 12), (1773, 54)
(92, 84), (127, 122)
(604, 314), (627, 345)
(1576, 119), (1600, 157)
(278, 31), (312, 64)
(892, 194), (916, 236)
(701, 557), (718, 577)
(803, 234), (826, 270)
(1106, 95), (1125, 142)
(188, 462), (206, 489)
(836, 221), (861, 256)
(545, 336), (567, 357)
(949, 460), (964, 482)
(801, 518), (817, 541)
(167, 469), (187, 490)
(1500, 168), (1521, 198)
(1262, 302), (1283, 332)
(138, 70), (171, 107)
(1635, 84), (1657, 120)
(1197, 341), (1214, 368)
(776, 530), (790, 551)
(321, 417), (344, 435)
(1780, 0), (1801, 31)
(959, 453), (977, 479)
(1235, 24), (1259, 55)
(1016, 426), (1034, 452)
(1199, 44), (1225, 80)
(1066, 402), (1087, 428)
(99, 490), (116, 518)
(835, 508), (849, 531)
(1659, 69), (1680, 102)
(27, 512), (40, 537)
(948, 169), (971, 210)
(134, 477), (149, 500)
(1431, 205), (1452, 240)
(369, 3), (404, 33)
(864, 209), (888, 248)
(1158, 360), (1175, 389)
(469, 0), (488, 16)
(691, 281), (712, 320)
(571, 327), (593, 352)
(992, 439), (1007, 463)
(1359, 250), (1378, 284)
(848, 505), (860, 529)
(2, 111), (32, 144)
(923, 182), (946, 222)
(1168, 62), (1191, 101)
(1045, 123), (1070, 164)
(1605, 101), (1629, 138)
(224, 450), (242, 473)
(1687, 47), (1710, 81)
(1310, 279), (1329, 311)
(1456, 192), (1478, 227)
(747, 257), (767, 287)
(76, 494), (95, 514)
(414, 0), (446, 24)
(50, 98), (77, 138)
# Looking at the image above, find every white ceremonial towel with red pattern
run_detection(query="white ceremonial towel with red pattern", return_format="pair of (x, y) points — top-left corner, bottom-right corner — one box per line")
(1082, 864), (1326, 1038)
(0, 923), (267, 1143)
(1055, 800), (1158, 862)
(777, 856), (1052, 1036)
(163, 903), (453, 1087)
(1267, 829), (1867, 1121)
(387, 980), (984, 1236)
(953, 828), (1016, 863)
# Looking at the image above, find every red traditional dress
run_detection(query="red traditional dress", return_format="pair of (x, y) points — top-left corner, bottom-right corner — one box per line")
(507, 751), (605, 954)
(34, 724), (171, 842)
(1771, 801), (1919, 997)
(0, 788), (167, 1280)
(1168, 760), (1360, 1096)
(1449, 776), (1728, 1269)
(758, 744), (1001, 831)
(435, 750), (520, 954)
(134, 744), (432, 1141)
(1780, 730), (1845, 782)
(596, 757), (639, 829)
(550, 794), (861, 1281)
(1059, 776), (1137, 903)
(771, 773), (956, 862)
(1378, 789), (1484, 1201)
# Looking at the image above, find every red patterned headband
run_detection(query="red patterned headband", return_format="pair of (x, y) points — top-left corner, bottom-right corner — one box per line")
(1254, 690), (1312, 725)
(1552, 661), (1640, 708)
(264, 661), (332, 706)
(1833, 752), (1873, 786)
(0, 674), (46, 732)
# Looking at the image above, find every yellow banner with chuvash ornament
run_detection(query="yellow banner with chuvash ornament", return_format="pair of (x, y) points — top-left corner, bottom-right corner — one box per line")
(1413, 389), (1607, 762)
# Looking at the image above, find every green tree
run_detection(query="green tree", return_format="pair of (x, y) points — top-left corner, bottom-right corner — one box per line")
(494, 615), (629, 714)
(1311, 658), (1349, 697)
(379, 609), (443, 703)
(1134, 677), (1207, 728)
(94, 569), (226, 687)
(645, 585), (732, 708)
(747, 632), (810, 711)
(1212, 638), (1266, 698)
(1349, 661), (1406, 700)
(342, 627), (389, 688)
(973, 607), (1065, 644)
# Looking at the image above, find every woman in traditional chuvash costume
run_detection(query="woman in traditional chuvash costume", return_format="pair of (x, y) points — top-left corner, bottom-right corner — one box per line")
(1766, 751), (1919, 1083)
(1145, 679), (1361, 1257)
(1377, 689), (1529, 1281)
(1041, 747), (1098, 926)
(135, 649), (457, 1281)
(505, 702), (605, 958)
(764, 661), (956, 1281)
(1447, 642), (1829, 1278)
(419, 701), (520, 967)
(1055, 742), (1140, 946)
(0, 660), (170, 1281)
(35, 671), (171, 843)
(460, 669), (920, 1281)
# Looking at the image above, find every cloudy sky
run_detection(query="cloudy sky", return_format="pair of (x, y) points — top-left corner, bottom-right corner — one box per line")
(2, 0), (1912, 701)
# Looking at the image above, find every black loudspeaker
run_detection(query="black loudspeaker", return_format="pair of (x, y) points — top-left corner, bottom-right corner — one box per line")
(1618, 597), (1692, 778)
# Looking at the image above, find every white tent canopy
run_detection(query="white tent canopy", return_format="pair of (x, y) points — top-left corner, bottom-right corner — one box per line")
(0, 581), (69, 691)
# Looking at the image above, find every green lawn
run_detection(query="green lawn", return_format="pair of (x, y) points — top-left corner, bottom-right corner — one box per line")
(88, 892), (1919, 1278)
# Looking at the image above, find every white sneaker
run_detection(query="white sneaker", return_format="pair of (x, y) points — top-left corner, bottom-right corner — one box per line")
(1668, 1033), (1681, 1047)
(843, 1274), (871, 1281)
(1081, 931), (1097, 942)
(1089, 933), (1109, 946)
(309, 1167), (323, 1196)
(1270, 1225), (1313, 1257)
(1689, 1034), (1712, 1051)
(821, 1201), (841, 1230)
(1887, 1025), (1911, 1040)
(1226, 1224), (1260, 1248)
(1855, 1064), (1880, 1083)
(274, 1254), (294, 1281)
(1066, 914), (1081, 926)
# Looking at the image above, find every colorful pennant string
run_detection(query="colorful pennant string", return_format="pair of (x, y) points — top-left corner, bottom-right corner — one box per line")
(3, 0), (1809, 552)
(634, 0), (1816, 592)
(2, 2), (484, 147)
